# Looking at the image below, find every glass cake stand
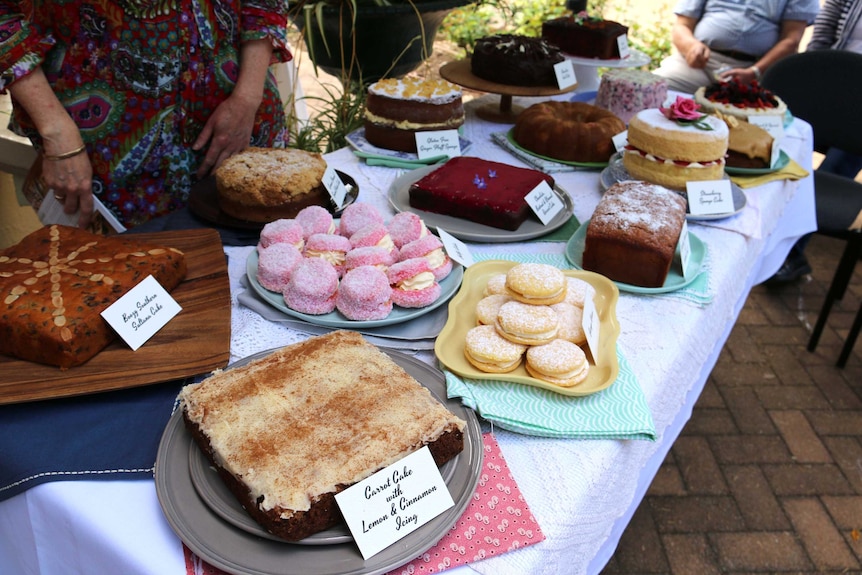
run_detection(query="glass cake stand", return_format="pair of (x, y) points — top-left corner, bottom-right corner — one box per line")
(439, 59), (579, 124)
(563, 48), (651, 92)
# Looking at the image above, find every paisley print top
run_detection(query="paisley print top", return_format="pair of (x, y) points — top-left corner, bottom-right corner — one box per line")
(0, 0), (291, 227)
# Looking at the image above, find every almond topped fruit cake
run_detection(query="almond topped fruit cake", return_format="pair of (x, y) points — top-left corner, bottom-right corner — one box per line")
(0, 224), (187, 368)
(178, 330), (466, 542)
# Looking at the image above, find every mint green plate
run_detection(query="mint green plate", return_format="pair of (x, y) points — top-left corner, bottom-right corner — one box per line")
(564, 220), (707, 294)
(724, 149), (790, 176)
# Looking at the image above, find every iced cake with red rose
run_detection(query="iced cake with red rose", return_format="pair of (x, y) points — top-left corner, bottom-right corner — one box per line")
(623, 97), (728, 190)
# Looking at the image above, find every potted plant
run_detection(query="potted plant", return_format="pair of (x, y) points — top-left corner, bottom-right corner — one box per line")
(289, 0), (477, 85)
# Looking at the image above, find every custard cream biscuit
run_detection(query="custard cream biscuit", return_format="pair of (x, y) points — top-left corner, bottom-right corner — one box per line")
(505, 263), (567, 305)
(475, 294), (513, 326)
(494, 300), (559, 346)
(464, 324), (527, 374)
(550, 302), (586, 345)
(525, 339), (590, 387)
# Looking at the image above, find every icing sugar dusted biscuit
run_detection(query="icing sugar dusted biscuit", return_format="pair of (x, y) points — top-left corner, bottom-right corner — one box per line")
(475, 294), (513, 326)
(550, 302), (586, 345)
(483, 273), (510, 296)
(464, 324), (527, 374)
(495, 300), (558, 346)
(563, 277), (591, 308)
(525, 339), (590, 387)
(505, 263), (567, 305)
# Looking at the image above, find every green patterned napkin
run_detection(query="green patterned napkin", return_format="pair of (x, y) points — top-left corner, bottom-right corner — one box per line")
(533, 215), (580, 243)
(444, 351), (655, 440)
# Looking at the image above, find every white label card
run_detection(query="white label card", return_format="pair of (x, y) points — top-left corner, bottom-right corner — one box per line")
(415, 130), (462, 160)
(685, 179), (734, 216)
(554, 60), (577, 89)
(611, 130), (628, 153)
(525, 181), (564, 225)
(101, 275), (182, 351)
(617, 34), (631, 59)
(748, 115), (784, 143)
(336, 446), (454, 560)
(582, 290), (601, 360)
(437, 228), (474, 268)
(38, 193), (127, 233)
(322, 165), (348, 209)
(679, 220), (693, 279)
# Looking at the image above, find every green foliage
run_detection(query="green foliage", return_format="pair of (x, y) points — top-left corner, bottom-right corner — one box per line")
(287, 82), (368, 154)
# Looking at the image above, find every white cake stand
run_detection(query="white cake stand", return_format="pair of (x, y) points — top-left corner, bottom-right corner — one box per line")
(565, 48), (651, 92)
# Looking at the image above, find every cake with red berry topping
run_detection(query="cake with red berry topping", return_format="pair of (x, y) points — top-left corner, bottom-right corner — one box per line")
(408, 157), (555, 231)
(693, 79), (787, 121)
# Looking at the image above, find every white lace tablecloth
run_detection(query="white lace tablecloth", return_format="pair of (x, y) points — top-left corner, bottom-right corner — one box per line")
(0, 95), (815, 575)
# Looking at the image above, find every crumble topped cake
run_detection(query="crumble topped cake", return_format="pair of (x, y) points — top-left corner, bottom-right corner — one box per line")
(179, 330), (466, 541)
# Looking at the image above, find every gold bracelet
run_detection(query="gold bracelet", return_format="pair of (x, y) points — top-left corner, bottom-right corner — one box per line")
(44, 144), (87, 161)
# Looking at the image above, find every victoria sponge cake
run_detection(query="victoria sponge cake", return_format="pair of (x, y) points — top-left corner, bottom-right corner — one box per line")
(178, 330), (466, 541)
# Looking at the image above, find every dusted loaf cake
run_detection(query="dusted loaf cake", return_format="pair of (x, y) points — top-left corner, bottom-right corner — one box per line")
(595, 69), (668, 124)
(542, 14), (628, 59)
(179, 330), (466, 541)
(363, 77), (465, 153)
(408, 156), (555, 231)
(512, 101), (625, 163)
(0, 224), (187, 368)
(215, 147), (329, 223)
(582, 181), (687, 288)
(470, 34), (565, 87)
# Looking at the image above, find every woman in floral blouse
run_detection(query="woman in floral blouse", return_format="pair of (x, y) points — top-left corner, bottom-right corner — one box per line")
(0, 0), (291, 228)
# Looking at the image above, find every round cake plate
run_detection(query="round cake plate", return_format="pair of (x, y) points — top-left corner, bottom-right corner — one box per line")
(439, 59), (579, 124)
(387, 164), (576, 243)
(599, 153), (748, 221)
(154, 347), (484, 575)
(188, 171), (359, 231)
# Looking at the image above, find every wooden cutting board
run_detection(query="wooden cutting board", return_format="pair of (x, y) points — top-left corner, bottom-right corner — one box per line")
(0, 228), (231, 404)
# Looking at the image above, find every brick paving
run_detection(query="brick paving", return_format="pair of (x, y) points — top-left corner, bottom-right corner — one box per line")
(602, 233), (862, 574)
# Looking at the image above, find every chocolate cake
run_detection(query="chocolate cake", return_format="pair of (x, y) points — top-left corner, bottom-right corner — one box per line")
(542, 15), (629, 60)
(470, 34), (565, 87)
(408, 156), (555, 231)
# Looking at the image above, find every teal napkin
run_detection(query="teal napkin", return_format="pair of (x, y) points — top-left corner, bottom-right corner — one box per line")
(445, 351), (655, 440)
(532, 215), (580, 243)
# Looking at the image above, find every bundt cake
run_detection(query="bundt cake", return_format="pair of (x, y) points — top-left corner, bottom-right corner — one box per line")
(512, 101), (625, 163)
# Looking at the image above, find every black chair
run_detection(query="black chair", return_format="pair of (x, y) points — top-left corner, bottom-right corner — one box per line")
(761, 50), (862, 367)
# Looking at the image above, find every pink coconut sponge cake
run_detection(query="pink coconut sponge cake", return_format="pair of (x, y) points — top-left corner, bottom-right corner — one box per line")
(344, 245), (395, 274)
(336, 265), (393, 320)
(388, 211), (429, 249)
(304, 233), (352, 276)
(283, 257), (339, 315)
(387, 257), (441, 308)
(348, 222), (398, 260)
(398, 234), (452, 281)
(295, 205), (336, 240)
(256, 243), (304, 293)
(338, 203), (384, 238)
(259, 218), (305, 251)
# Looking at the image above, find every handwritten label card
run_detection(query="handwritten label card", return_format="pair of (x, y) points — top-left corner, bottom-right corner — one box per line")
(554, 60), (577, 90)
(679, 220), (693, 279)
(322, 165), (349, 209)
(611, 130), (628, 153)
(617, 34), (631, 59)
(582, 290), (601, 360)
(336, 446), (454, 559)
(101, 275), (182, 351)
(437, 228), (474, 268)
(685, 179), (734, 216)
(748, 114), (785, 143)
(416, 130), (462, 160)
(525, 181), (564, 225)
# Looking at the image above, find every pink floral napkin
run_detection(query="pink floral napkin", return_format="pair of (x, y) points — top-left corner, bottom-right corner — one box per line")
(184, 432), (544, 575)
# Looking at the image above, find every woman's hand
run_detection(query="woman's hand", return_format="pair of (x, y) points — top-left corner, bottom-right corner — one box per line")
(41, 147), (94, 228)
(192, 91), (259, 179)
(717, 66), (759, 84)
